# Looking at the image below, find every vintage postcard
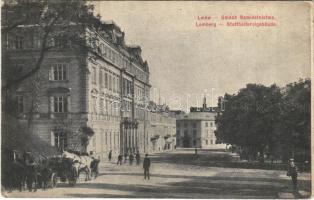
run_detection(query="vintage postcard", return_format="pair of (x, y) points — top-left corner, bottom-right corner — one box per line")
(1, 0), (312, 198)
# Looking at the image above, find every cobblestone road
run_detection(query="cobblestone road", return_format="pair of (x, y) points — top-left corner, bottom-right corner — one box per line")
(5, 149), (311, 198)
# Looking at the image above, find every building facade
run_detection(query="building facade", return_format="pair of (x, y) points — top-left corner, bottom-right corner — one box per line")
(3, 13), (155, 158)
(176, 98), (225, 149)
(149, 111), (176, 152)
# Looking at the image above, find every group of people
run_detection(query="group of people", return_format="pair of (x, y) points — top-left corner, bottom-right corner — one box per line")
(2, 150), (55, 192)
(107, 150), (151, 180)
(114, 151), (141, 166)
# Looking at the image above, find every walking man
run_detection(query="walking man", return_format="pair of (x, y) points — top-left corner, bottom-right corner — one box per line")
(117, 154), (123, 165)
(108, 150), (112, 162)
(143, 154), (151, 180)
(287, 158), (298, 190)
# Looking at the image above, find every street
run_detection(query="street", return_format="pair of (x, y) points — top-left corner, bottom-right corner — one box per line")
(6, 149), (311, 198)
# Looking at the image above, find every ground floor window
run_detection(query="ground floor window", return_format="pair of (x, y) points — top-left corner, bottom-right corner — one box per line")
(51, 131), (67, 151)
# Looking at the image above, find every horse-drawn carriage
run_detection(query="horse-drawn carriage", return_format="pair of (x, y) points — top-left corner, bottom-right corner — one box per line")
(2, 149), (100, 192)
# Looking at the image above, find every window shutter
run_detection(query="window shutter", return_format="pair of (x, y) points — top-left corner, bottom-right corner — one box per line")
(51, 131), (55, 146)
(50, 96), (54, 113)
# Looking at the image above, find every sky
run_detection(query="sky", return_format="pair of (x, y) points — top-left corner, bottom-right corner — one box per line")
(93, 1), (311, 112)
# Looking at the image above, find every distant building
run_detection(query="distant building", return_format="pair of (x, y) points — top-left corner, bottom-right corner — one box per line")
(148, 102), (176, 152)
(176, 97), (225, 149)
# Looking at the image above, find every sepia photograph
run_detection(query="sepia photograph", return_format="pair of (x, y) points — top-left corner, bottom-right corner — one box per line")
(1, 0), (312, 198)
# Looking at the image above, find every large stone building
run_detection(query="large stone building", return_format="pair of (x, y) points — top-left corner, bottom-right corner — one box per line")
(176, 97), (225, 149)
(2, 4), (176, 159)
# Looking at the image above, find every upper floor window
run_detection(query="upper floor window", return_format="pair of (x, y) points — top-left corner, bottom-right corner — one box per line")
(49, 64), (68, 81)
(109, 74), (112, 91)
(99, 69), (103, 87)
(92, 66), (97, 84)
(105, 72), (108, 89)
(50, 96), (68, 113)
(116, 77), (120, 93)
(99, 98), (104, 114)
(113, 76), (116, 92)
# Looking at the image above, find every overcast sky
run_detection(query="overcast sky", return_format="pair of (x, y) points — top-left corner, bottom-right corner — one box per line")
(93, 1), (311, 112)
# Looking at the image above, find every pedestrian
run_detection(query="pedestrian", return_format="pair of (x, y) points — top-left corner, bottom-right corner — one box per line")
(108, 150), (112, 162)
(117, 154), (122, 165)
(287, 158), (298, 190)
(143, 154), (151, 180)
(129, 153), (134, 165)
(195, 148), (198, 155)
(136, 152), (141, 165)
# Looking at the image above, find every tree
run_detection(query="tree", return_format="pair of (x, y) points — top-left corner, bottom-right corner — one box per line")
(1, 0), (99, 154)
(216, 80), (311, 163)
(80, 126), (95, 153)
(279, 79), (311, 162)
(215, 84), (282, 163)
(2, 0), (97, 91)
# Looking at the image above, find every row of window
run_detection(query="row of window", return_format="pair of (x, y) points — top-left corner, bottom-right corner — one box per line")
(50, 130), (121, 152)
(92, 96), (122, 116)
(91, 95), (135, 115)
(91, 66), (121, 93)
(17, 95), (69, 114)
(91, 64), (147, 101)
(17, 94), (144, 115)
(5, 31), (148, 83)
(5, 33), (71, 50)
(134, 86), (147, 101)
(48, 63), (144, 100)
(87, 33), (148, 83)
(92, 131), (120, 153)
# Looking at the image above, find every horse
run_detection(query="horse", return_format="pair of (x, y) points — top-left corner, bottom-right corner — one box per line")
(62, 151), (93, 181)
